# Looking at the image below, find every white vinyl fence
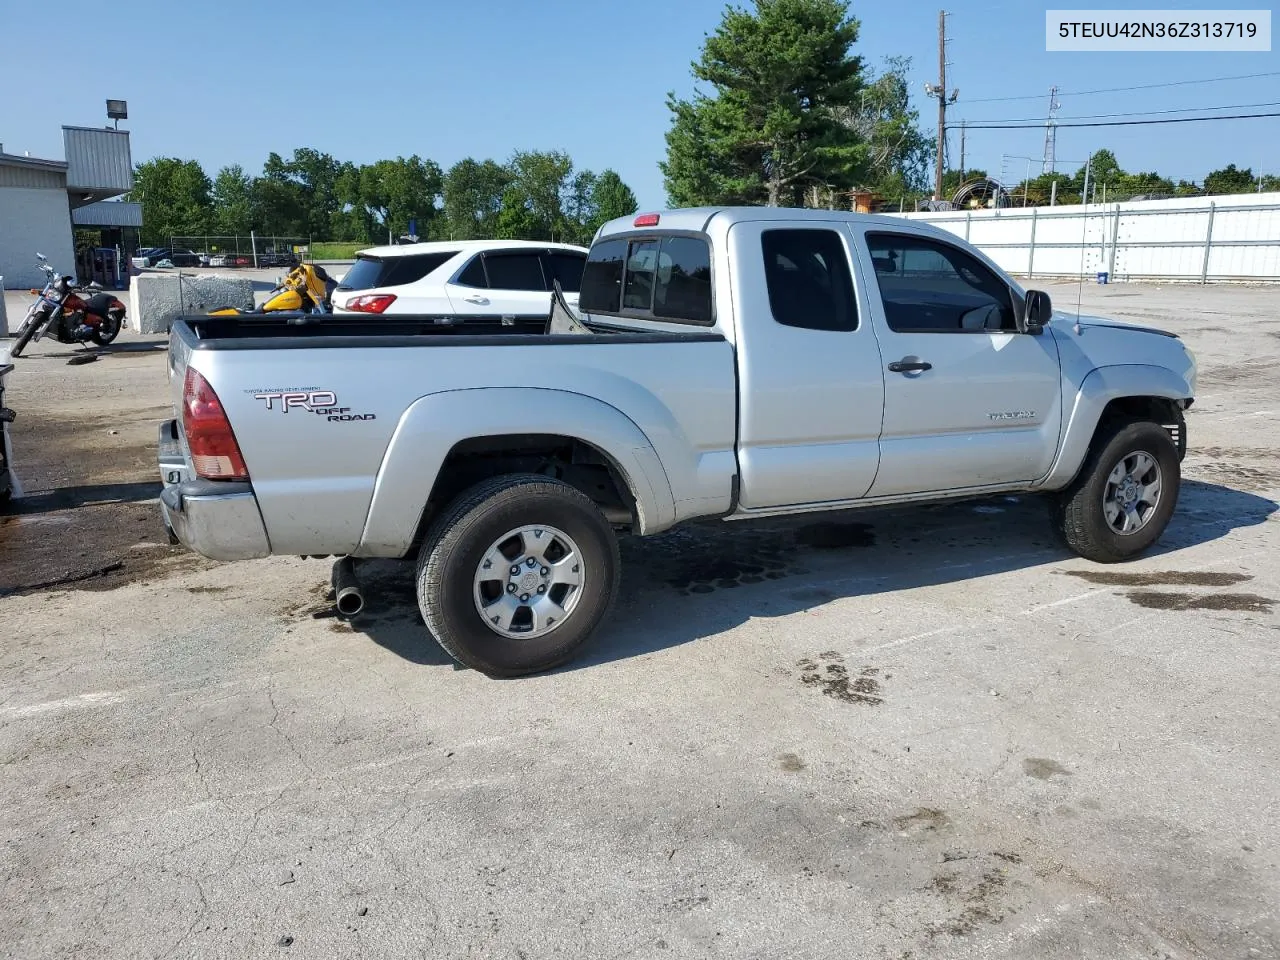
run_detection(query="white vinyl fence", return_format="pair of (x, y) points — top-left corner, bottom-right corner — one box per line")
(894, 192), (1280, 283)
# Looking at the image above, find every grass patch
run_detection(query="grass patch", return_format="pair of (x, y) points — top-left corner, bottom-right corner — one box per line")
(309, 242), (366, 260)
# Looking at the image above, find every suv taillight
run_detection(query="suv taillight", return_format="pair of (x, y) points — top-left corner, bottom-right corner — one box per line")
(344, 294), (397, 313)
(183, 367), (249, 480)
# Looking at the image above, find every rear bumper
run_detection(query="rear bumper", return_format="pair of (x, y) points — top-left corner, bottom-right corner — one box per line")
(158, 419), (270, 561)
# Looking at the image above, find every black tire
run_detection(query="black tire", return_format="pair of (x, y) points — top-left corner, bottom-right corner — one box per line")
(91, 315), (121, 346)
(10, 313), (44, 358)
(416, 473), (620, 677)
(1055, 419), (1181, 563)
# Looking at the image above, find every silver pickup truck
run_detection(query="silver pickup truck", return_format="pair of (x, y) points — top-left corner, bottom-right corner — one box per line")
(159, 206), (1196, 676)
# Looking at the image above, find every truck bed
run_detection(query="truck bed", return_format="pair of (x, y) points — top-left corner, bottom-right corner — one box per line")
(168, 312), (739, 558)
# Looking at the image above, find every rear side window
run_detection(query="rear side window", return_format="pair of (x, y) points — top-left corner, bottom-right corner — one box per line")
(580, 235), (713, 324)
(545, 252), (587, 293)
(761, 229), (857, 332)
(339, 252), (457, 290)
(482, 253), (546, 291)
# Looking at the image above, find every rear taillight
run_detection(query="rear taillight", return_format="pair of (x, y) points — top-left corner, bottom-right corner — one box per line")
(344, 294), (396, 314)
(182, 367), (249, 480)
(633, 213), (660, 227)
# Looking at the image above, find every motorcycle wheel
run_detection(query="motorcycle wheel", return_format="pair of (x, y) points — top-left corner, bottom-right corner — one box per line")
(10, 312), (46, 358)
(91, 315), (122, 346)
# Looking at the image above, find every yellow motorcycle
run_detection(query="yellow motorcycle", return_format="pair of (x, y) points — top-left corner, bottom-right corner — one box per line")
(209, 263), (337, 316)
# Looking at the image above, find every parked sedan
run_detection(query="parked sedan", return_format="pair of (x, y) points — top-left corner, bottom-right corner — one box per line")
(132, 248), (201, 268)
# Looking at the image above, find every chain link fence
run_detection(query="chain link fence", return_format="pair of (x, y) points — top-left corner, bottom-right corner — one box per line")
(169, 236), (310, 267)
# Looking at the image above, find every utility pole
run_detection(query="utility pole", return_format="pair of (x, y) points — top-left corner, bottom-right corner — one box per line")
(1042, 85), (1061, 174)
(924, 12), (959, 200)
(934, 10), (947, 199)
(959, 120), (966, 181)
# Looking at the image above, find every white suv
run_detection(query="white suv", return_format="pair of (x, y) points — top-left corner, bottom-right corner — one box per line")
(332, 239), (589, 320)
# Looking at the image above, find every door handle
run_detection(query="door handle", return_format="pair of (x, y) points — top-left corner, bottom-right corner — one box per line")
(887, 359), (932, 373)
(464, 296), (489, 305)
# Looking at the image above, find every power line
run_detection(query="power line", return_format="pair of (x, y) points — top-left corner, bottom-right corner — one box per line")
(960, 70), (1280, 105)
(960, 99), (1280, 125)
(961, 111), (1280, 130)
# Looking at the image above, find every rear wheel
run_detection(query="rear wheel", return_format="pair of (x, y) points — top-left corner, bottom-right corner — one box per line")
(91, 315), (121, 345)
(1055, 419), (1180, 563)
(415, 474), (620, 677)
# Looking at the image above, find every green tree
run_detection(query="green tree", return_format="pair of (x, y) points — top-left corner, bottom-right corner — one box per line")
(563, 169), (599, 243)
(497, 150), (574, 240)
(661, 0), (868, 207)
(554, 168), (640, 245)
(589, 170), (638, 231)
(1203, 163), (1256, 195)
(1116, 170), (1175, 198)
(287, 148), (344, 237)
(441, 158), (512, 239)
(835, 55), (931, 203)
(210, 164), (256, 235)
(254, 151), (307, 236)
(1261, 173), (1280, 192)
(251, 149), (345, 238)
(131, 158), (212, 245)
(352, 156), (443, 241)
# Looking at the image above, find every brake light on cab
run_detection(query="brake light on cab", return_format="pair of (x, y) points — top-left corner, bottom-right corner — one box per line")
(344, 294), (397, 314)
(182, 367), (249, 480)
(633, 213), (660, 227)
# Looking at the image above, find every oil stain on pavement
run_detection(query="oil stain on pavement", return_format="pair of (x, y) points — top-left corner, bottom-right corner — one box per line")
(797, 651), (884, 705)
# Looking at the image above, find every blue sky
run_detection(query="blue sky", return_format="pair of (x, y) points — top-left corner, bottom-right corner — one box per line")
(2, 0), (1276, 208)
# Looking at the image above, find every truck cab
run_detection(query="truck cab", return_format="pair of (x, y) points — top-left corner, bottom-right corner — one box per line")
(579, 207), (1193, 515)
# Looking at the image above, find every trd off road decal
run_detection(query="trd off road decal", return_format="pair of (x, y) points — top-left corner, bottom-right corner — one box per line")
(247, 388), (376, 422)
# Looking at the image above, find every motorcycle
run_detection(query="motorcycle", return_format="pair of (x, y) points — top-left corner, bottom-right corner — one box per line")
(9, 254), (126, 358)
(208, 262), (336, 317)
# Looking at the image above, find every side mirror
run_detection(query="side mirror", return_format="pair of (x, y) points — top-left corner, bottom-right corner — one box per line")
(1022, 289), (1052, 333)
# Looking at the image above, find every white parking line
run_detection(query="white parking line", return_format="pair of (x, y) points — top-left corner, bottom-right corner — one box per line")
(0, 690), (128, 719)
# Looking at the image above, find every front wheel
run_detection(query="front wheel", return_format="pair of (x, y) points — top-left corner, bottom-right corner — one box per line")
(415, 474), (620, 677)
(9, 311), (46, 357)
(1055, 420), (1181, 563)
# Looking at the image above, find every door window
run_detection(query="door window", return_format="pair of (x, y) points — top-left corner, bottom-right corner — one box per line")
(865, 233), (1015, 332)
(761, 229), (858, 332)
(482, 253), (547, 291)
(545, 252), (588, 293)
(455, 255), (488, 288)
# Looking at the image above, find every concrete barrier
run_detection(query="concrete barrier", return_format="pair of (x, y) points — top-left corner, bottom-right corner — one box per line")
(130, 273), (254, 334)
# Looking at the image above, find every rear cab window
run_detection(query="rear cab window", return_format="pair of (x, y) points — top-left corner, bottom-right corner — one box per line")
(338, 252), (458, 290)
(580, 234), (712, 324)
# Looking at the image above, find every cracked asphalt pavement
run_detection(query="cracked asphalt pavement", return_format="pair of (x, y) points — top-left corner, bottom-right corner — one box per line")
(1, 282), (1278, 959)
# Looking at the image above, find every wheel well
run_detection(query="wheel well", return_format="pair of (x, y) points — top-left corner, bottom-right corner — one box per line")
(410, 434), (638, 552)
(1096, 396), (1187, 460)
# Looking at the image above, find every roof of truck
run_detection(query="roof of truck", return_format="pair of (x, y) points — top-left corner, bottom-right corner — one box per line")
(596, 205), (961, 239)
(355, 239), (588, 258)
